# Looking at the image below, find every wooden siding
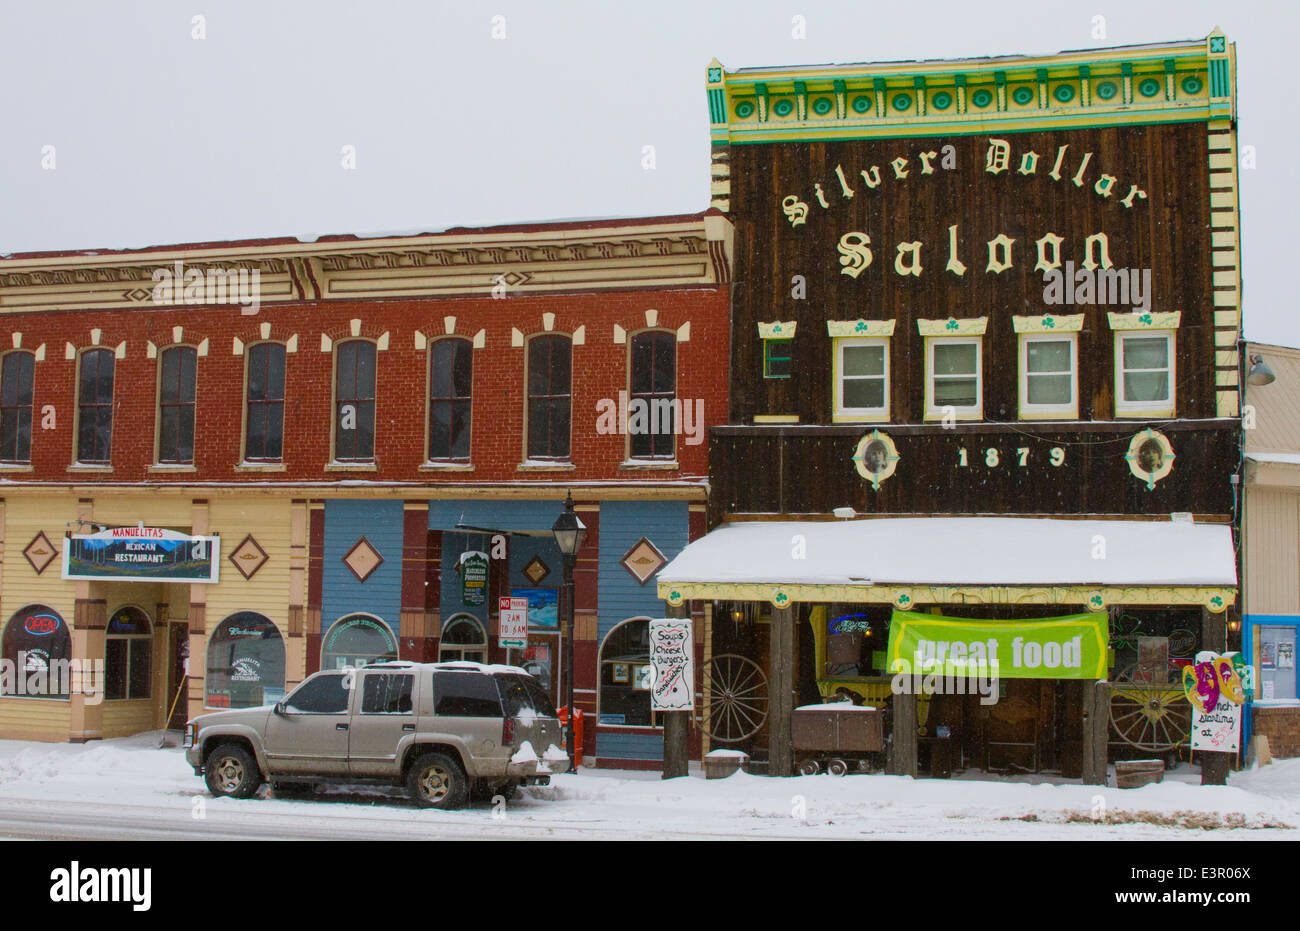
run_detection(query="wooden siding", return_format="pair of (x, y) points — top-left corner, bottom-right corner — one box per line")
(596, 500), (687, 641)
(321, 499), (403, 630)
(710, 421), (1237, 519)
(728, 124), (1217, 424)
(0, 697), (70, 741)
(1245, 342), (1300, 454)
(1246, 488), (1300, 616)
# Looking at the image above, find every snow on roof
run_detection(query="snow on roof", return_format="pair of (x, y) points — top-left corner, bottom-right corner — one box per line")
(658, 517), (1237, 588)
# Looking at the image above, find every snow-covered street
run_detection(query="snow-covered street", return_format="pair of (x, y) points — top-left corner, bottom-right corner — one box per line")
(0, 732), (1294, 840)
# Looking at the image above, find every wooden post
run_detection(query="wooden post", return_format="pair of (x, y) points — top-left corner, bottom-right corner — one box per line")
(768, 605), (795, 777)
(1199, 607), (1232, 786)
(891, 690), (918, 777)
(1091, 681), (1110, 784)
(1081, 678), (1096, 784)
(662, 601), (691, 779)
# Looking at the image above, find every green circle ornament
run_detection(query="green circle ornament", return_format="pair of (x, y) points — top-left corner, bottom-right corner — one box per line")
(735, 100), (755, 118)
(931, 91), (953, 110)
(773, 99), (794, 117)
(851, 95), (872, 113)
(1012, 86), (1034, 105)
(1095, 80), (1118, 100)
(892, 93), (912, 112)
(1053, 84), (1076, 103)
(1138, 77), (1161, 98)
(970, 88), (993, 108)
(812, 96), (834, 115)
(1181, 75), (1203, 95)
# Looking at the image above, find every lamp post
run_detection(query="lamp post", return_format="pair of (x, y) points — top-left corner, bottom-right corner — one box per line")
(551, 491), (586, 774)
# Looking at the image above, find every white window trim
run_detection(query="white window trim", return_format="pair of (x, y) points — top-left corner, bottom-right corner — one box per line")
(1018, 333), (1078, 420)
(925, 336), (982, 421)
(833, 337), (890, 423)
(1114, 330), (1175, 417)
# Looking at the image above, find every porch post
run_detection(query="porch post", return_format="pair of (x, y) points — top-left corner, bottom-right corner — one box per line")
(1200, 606), (1231, 786)
(662, 601), (690, 779)
(769, 604), (794, 777)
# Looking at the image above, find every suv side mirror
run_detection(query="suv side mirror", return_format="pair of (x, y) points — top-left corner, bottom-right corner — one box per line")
(274, 702), (286, 716)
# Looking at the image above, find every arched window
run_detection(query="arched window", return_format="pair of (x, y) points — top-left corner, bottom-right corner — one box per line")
(428, 338), (472, 461)
(629, 331), (676, 459)
(0, 350), (35, 463)
(1, 605), (72, 699)
(106, 605), (152, 700)
(206, 612), (285, 709)
(439, 614), (486, 663)
(334, 340), (376, 461)
(245, 342), (286, 461)
(158, 346), (197, 464)
(526, 335), (571, 459)
(598, 618), (659, 727)
(321, 614), (397, 670)
(77, 348), (115, 463)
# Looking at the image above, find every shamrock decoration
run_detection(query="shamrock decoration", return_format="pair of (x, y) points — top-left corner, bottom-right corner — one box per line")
(855, 320), (869, 333)
(1042, 316), (1055, 328)
(1138, 313), (1152, 325)
(1210, 595), (1223, 609)
(946, 319), (959, 331)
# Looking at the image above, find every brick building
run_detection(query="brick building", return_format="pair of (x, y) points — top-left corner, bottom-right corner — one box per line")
(0, 212), (732, 769)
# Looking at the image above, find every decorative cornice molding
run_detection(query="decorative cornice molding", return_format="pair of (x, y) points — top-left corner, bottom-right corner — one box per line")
(1107, 311), (1181, 330)
(917, 317), (988, 336)
(827, 319), (896, 337)
(757, 320), (796, 339)
(1012, 313), (1086, 334)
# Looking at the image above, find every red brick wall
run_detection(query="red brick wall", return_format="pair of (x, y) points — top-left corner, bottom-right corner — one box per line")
(1252, 706), (1300, 758)
(4, 287), (728, 484)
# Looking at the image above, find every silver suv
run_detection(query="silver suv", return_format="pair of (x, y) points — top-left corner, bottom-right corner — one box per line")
(184, 661), (568, 809)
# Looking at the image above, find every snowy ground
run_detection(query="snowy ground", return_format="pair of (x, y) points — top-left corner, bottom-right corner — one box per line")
(0, 732), (1295, 840)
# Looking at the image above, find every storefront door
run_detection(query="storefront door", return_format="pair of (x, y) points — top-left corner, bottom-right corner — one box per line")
(1260, 626), (1298, 700)
(167, 624), (189, 729)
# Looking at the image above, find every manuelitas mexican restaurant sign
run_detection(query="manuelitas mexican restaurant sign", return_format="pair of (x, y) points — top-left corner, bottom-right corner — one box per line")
(886, 611), (1108, 679)
(62, 527), (220, 584)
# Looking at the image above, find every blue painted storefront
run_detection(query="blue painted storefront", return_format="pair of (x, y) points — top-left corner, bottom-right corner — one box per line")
(320, 500), (404, 659)
(1242, 613), (1300, 744)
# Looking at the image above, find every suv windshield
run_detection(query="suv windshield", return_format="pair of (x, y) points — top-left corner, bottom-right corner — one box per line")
(498, 674), (558, 719)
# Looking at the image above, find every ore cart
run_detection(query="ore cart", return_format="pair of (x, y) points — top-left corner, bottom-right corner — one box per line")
(792, 704), (886, 775)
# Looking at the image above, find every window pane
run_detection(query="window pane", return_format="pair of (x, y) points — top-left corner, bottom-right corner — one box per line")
(933, 377), (978, 406)
(844, 378), (885, 410)
(179, 349), (196, 402)
(106, 639), (127, 701)
(652, 335), (675, 393)
(285, 674), (350, 713)
(1, 356), (18, 406)
(177, 406), (195, 461)
(356, 400), (375, 458)
(266, 346), (285, 399)
(247, 351), (266, 399)
(336, 343), (356, 399)
(528, 340), (550, 395)
(451, 399), (471, 459)
(128, 638), (151, 699)
(549, 398), (570, 458)
(1123, 337), (1168, 371)
(429, 400), (451, 459)
(434, 671), (502, 717)
(451, 341), (472, 398)
(430, 342), (452, 398)
(355, 344), (376, 400)
(361, 674), (414, 714)
(933, 343), (976, 376)
(631, 337), (653, 395)
(160, 407), (178, 461)
(1124, 372), (1169, 403)
(0, 410), (16, 460)
(1027, 340), (1071, 374)
(1027, 373), (1072, 405)
(17, 355), (33, 406)
(205, 612), (285, 709)
(247, 404), (266, 458)
(264, 403), (283, 459)
(161, 349), (180, 403)
(843, 345), (884, 377)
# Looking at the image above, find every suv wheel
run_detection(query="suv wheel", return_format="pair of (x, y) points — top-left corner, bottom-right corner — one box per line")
(407, 752), (468, 810)
(204, 743), (263, 799)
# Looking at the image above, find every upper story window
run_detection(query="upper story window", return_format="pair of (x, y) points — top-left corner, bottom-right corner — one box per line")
(1115, 331), (1175, 417)
(1019, 334), (1078, 419)
(76, 348), (115, 463)
(833, 337), (889, 422)
(758, 321), (796, 379)
(334, 340), (376, 461)
(0, 350), (35, 463)
(157, 346), (197, 464)
(925, 336), (982, 420)
(629, 331), (676, 459)
(527, 335), (571, 460)
(428, 338), (472, 461)
(245, 342), (286, 462)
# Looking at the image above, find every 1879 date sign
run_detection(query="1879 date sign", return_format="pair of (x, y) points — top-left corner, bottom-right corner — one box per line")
(649, 618), (694, 711)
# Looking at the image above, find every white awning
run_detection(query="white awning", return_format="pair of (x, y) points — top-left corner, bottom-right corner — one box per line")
(658, 517), (1237, 588)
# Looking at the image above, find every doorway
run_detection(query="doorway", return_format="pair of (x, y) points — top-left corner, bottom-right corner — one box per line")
(166, 624), (189, 729)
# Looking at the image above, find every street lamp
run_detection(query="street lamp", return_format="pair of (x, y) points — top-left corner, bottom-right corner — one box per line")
(551, 491), (586, 774)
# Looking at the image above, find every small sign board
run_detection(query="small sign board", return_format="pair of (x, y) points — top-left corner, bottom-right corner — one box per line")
(499, 596), (528, 649)
(460, 551), (489, 606)
(649, 618), (694, 711)
(1191, 697), (1241, 753)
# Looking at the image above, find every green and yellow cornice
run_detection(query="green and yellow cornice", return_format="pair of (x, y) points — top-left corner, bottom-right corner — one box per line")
(706, 29), (1234, 145)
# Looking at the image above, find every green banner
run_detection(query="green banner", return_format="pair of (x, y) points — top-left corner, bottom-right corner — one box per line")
(886, 610), (1108, 680)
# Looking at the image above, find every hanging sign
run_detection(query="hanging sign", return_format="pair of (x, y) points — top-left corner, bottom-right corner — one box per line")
(499, 596), (528, 650)
(885, 610), (1108, 680)
(62, 527), (220, 583)
(459, 551), (489, 607)
(649, 618), (694, 711)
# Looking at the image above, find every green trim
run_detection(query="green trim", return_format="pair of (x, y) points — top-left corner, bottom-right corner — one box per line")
(763, 338), (793, 379)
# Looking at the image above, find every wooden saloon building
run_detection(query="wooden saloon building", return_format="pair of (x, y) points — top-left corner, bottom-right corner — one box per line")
(660, 31), (1244, 779)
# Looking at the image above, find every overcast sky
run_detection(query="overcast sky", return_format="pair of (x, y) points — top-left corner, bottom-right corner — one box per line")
(0, 0), (1292, 345)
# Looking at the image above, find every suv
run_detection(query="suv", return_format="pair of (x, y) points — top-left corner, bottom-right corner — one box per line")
(184, 661), (568, 809)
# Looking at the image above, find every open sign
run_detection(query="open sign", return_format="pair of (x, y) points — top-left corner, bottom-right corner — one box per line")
(23, 614), (60, 636)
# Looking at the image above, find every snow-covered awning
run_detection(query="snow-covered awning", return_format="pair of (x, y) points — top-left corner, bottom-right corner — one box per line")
(656, 517), (1237, 612)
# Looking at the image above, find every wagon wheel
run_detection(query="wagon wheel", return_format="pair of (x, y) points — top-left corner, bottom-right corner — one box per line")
(703, 654), (768, 743)
(1108, 663), (1191, 751)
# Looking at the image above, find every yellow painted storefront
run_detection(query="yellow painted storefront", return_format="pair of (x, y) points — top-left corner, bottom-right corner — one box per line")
(0, 492), (298, 742)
